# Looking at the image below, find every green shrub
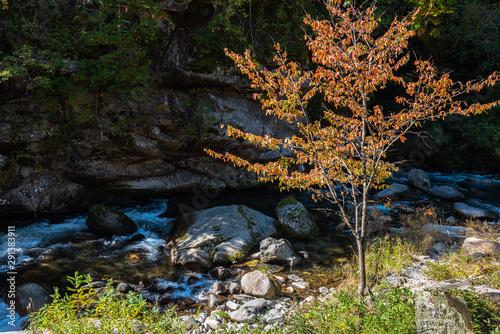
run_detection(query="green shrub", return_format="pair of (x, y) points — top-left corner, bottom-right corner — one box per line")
(28, 272), (185, 334)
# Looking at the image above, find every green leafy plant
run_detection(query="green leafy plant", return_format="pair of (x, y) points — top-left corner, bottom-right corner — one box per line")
(291, 287), (416, 333)
(450, 289), (500, 334)
(28, 272), (185, 334)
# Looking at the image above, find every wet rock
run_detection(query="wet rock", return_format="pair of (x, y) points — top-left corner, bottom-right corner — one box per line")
(462, 237), (500, 256)
(16, 283), (51, 316)
(241, 271), (276, 299)
(408, 168), (431, 190)
(374, 183), (409, 199)
(176, 249), (213, 271)
(86, 204), (137, 236)
(454, 202), (496, 220)
(229, 307), (257, 323)
(429, 186), (464, 201)
(187, 276), (200, 285)
(260, 237), (300, 265)
(211, 266), (231, 280)
(276, 198), (318, 240)
(415, 290), (473, 334)
(173, 205), (277, 268)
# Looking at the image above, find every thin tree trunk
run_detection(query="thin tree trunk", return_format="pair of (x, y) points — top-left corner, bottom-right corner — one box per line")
(357, 236), (366, 296)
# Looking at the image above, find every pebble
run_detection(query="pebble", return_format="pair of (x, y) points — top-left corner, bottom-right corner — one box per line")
(212, 281), (226, 295)
(287, 274), (305, 282)
(226, 300), (240, 311)
(292, 281), (310, 291)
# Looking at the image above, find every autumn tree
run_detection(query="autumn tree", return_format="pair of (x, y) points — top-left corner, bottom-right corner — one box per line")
(206, 0), (500, 295)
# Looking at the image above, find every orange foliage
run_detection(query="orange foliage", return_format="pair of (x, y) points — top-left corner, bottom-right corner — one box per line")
(205, 0), (500, 295)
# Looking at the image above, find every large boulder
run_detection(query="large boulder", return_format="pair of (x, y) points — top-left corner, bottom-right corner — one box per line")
(240, 271), (276, 299)
(415, 290), (473, 334)
(276, 198), (318, 240)
(408, 168), (431, 190)
(260, 237), (300, 265)
(454, 202), (496, 220)
(86, 204), (138, 236)
(172, 205), (277, 269)
(16, 283), (51, 316)
(374, 183), (409, 199)
(429, 186), (464, 201)
(462, 237), (500, 256)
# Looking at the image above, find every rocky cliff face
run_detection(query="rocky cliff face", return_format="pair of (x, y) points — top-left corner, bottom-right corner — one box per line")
(0, 1), (298, 220)
(0, 85), (298, 220)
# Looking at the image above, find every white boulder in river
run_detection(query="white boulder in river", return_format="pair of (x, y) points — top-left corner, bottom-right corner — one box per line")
(172, 205), (277, 271)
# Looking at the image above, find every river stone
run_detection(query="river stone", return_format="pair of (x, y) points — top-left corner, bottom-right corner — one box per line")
(176, 249), (213, 271)
(240, 298), (270, 310)
(374, 183), (409, 199)
(454, 202), (496, 220)
(211, 266), (231, 280)
(423, 224), (475, 240)
(429, 186), (464, 200)
(276, 198), (318, 240)
(86, 204), (137, 236)
(241, 271), (276, 299)
(408, 168), (431, 190)
(260, 237), (299, 265)
(173, 205), (277, 268)
(458, 177), (500, 191)
(229, 307), (257, 323)
(415, 290), (473, 334)
(228, 282), (242, 294)
(16, 283), (51, 316)
(462, 237), (500, 256)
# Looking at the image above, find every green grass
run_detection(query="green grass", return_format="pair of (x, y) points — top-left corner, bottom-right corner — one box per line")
(289, 286), (416, 334)
(425, 251), (500, 288)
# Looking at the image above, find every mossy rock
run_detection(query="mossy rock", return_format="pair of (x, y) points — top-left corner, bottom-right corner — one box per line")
(275, 198), (318, 240)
